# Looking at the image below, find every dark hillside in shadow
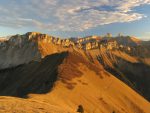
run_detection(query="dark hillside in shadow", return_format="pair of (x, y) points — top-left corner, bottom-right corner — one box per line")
(0, 52), (68, 98)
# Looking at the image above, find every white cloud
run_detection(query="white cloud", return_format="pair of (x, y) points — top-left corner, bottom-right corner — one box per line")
(0, 0), (150, 31)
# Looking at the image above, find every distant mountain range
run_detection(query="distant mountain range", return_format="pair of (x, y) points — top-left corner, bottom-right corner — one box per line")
(0, 32), (150, 113)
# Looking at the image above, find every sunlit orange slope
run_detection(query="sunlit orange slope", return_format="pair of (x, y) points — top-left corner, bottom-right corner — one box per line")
(0, 51), (149, 113)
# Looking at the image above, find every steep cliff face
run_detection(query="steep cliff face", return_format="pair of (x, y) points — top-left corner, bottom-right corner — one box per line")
(0, 33), (41, 69)
(0, 32), (74, 69)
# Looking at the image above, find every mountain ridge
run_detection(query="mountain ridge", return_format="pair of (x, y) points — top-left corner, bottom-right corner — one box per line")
(0, 50), (150, 113)
(0, 32), (150, 113)
(0, 32), (148, 69)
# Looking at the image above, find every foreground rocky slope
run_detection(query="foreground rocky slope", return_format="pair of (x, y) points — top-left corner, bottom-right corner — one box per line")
(0, 51), (150, 113)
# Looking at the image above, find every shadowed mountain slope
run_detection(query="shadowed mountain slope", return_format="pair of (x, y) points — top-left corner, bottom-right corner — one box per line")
(88, 48), (150, 101)
(0, 52), (68, 97)
(115, 36), (142, 46)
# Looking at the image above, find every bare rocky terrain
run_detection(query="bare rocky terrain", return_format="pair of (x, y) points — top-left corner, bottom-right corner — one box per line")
(0, 32), (150, 113)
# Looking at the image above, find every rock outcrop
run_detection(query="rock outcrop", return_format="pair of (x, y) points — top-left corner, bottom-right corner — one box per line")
(0, 32), (75, 69)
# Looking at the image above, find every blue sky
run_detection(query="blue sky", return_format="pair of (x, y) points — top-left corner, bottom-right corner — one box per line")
(0, 0), (150, 40)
